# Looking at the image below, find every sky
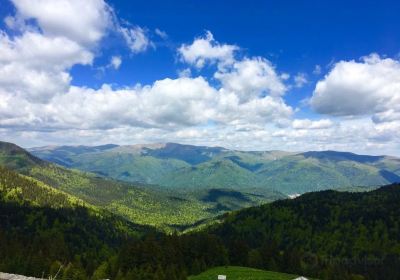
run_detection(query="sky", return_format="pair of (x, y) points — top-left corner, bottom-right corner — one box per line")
(0, 0), (399, 155)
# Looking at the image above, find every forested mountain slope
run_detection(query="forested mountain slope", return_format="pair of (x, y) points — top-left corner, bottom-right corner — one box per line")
(0, 166), (151, 279)
(209, 183), (400, 279)
(1, 151), (399, 279)
(1, 141), (279, 231)
(30, 143), (400, 194)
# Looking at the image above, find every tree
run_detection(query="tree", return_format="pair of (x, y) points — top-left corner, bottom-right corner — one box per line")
(91, 261), (110, 280)
(248, 249), (263, 268)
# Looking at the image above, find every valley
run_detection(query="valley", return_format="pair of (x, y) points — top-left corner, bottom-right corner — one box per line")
(3, 140), (400, 233)
(1, 141), (281, 232)
(1, 142), (399, 279)
(1, 140), (400, 280)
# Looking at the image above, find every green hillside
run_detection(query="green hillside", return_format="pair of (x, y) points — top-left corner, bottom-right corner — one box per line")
(0, 166), (149, 278)
(30, 143), (400, 195)
(1, 141), (276, 231)
(0, 166), (93, 210)
(2, 155), (399, 279)
(208, 183), (400, 280)
(189, 266), (300, 280)
(0, 141), (46, 171)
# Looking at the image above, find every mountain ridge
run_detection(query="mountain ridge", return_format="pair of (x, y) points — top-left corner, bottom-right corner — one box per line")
(28, 142), (399, 157)
(1, 141), (280, 231)
(28, 142), (400, 195)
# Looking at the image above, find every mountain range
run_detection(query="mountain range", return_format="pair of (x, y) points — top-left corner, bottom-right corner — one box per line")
(30, 142), (400, 195)
(1, 140), (400, 279)
(0, 141), (280, 231)
(3, 140), (400, 231)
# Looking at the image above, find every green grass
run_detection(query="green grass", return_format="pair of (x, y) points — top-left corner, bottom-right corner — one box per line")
(189, 266), (301, 280)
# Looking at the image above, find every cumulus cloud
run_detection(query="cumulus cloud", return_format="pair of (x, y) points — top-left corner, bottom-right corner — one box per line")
(215, 57), (287, 102)
(0, 31), (93, 70)
(0, 74), (293, 131)
(310, 54), (400, 123)
(11, 0), (153, 54)
(178, 31), (239, 68)
(0, 0), (111, 105)
(10, 0), (111, 46)
(179, 32), (287, 104)
(0, 31), (92, 102)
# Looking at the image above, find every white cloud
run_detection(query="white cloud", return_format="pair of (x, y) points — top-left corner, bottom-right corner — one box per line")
(0, 31), (93, 102)
(294, 72), (308, 88)
(214, 95), (293, 127)
(273, 117), (400, 155)
(179, 33), (288, 105)
(178, 31), (239, 68)
(0, 31), (93, 70)
(0, 65), (71, 103)
(292, 119), (334, 130)
(0, 0), (110, 104)
(310, 54), (400, 123)
(119, 26), (151, 53)
(11, 0), (153, 54)
(215, 57), (287, 102)
(0, 74), (293, 131)
(110, 56), (122, 70)
(10, 0), (111, 46)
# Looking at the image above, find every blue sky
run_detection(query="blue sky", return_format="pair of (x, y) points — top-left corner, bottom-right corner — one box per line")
(77, 1), (400, 92)
(0, 0), (400, 155)
(70, 1), (400, 101)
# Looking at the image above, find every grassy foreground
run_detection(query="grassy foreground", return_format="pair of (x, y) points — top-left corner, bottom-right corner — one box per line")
(189, 266), (301, 280)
